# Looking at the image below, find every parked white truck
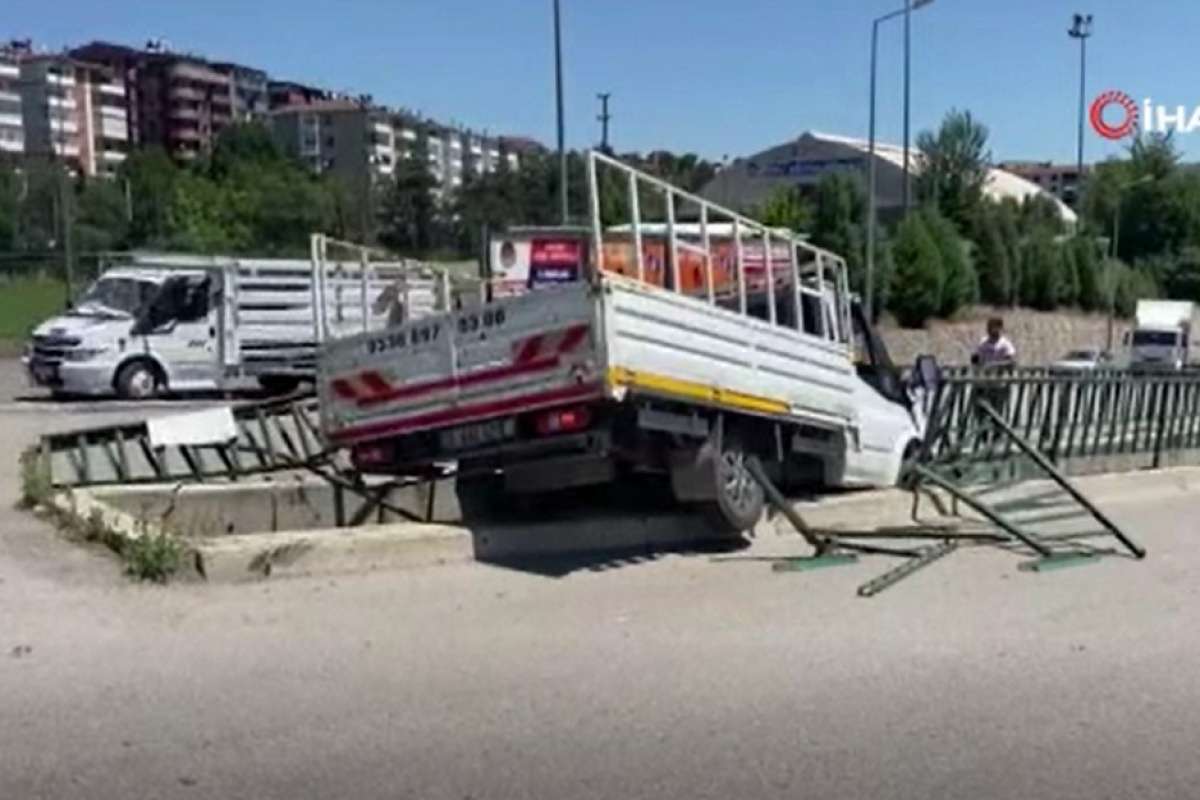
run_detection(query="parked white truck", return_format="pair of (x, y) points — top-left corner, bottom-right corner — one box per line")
(1129, 300), (1200, 372)
(24, 236), (447, 399)
(317, 152), (934, 531)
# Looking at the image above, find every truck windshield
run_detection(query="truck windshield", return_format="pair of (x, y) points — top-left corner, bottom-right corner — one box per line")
(73, 277), (160, 318)
(1132, 330), (1180, 347)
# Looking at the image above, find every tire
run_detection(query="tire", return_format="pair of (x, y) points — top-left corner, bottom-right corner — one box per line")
(703, 434), (766, 534)
(115, 360), (160, 400)
(257, 376), (302, 397)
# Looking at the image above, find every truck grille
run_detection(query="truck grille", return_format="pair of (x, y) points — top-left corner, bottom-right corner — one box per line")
(31, 334), (82, 365)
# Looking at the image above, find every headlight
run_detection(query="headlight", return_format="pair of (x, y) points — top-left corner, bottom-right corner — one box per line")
(62, 347), (109, 363)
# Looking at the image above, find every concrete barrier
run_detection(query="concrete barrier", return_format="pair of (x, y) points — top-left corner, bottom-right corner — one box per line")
(45, 466), (1200, 585)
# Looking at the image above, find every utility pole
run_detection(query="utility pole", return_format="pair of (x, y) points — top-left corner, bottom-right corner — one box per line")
(553, 0), (568, 224)
(1068, 13), (1094, 212)
(596, 92), (612, 154)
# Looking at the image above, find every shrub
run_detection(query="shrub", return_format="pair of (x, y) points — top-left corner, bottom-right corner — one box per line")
(888, 214), (944, 328)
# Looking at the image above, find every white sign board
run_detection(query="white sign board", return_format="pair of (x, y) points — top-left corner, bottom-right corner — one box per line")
(147, 407), (239, 448)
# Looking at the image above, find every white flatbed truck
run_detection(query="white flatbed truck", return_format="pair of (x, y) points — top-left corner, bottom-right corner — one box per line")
(317, 152), (930, 530)
(24, 235), (447, 399)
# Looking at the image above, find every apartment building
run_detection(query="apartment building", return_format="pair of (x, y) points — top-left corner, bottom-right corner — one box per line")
(267, 80), (330, 110)
(270, 99), (395, 185)
(214, 62), (268, 121)
(0, 45), (24, 156)
(71, 41), (239, 160)
(16, 53), (128, 176)
(998, 161), (1089, 209)
(271, 99), (525, 201)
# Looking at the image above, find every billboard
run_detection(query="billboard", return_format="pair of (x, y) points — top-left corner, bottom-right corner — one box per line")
(488, 233), (588, 297)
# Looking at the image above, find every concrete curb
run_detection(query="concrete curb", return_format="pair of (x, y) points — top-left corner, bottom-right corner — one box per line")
(42, 466), (1200, 585)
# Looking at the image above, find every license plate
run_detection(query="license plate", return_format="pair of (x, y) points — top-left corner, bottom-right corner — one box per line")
(438, 417), (516, 451)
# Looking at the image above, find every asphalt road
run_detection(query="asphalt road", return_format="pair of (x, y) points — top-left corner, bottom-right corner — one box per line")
(3, 359), (1200, 799)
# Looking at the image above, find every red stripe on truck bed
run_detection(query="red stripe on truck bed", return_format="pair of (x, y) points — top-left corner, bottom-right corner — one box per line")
(330, 382), (603, 444)
(357, 356), (559, 408)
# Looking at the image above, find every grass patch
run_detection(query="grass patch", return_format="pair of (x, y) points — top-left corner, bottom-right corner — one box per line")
(0, 275), (67, 345)
(121, 530), (185, 583)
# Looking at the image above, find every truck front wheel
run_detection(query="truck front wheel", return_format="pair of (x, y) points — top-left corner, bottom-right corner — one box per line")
(115, 360), (161, 400)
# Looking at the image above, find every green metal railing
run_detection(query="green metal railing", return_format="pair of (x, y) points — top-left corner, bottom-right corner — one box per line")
(927, 370), (1200, 475)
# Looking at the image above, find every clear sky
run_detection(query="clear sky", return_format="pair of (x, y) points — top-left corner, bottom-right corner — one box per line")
(9, 0), (1200, 163)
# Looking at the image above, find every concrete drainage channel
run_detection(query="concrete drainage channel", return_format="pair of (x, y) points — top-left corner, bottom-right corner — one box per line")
(47, 474), (794, 583)
(38, 466), (1200, 587)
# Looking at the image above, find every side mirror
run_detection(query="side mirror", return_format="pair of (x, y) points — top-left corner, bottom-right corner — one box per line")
(911, 354), (943, 392)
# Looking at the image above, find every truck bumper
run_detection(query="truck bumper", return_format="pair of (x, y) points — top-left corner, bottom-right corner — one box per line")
(42, 361), (116, 397)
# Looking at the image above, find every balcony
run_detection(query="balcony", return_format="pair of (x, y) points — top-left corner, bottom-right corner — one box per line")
(48, 96), (78, 111)
(99, 82), (125, 97)
(101, 150), (127, 163)
(100, 119), (128, 140)
(0, 63), (18, 79)
(0, 112), (21, 129)
(0, 137), (23, 154)
(47, 72), (76, 88)
(169, 126), (202, 143)
(399, 128), (417, 141)
(169, 84), (204, 102)
(48, 119), (80, 135)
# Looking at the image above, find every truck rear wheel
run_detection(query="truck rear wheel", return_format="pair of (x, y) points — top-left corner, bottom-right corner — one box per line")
(703, 435), (765, 534)
(115, 360), (160, 400)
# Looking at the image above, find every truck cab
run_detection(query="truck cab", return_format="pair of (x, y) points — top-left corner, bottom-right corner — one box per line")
(25, 267), (219, 399)
(1129, 299), (1200, 372)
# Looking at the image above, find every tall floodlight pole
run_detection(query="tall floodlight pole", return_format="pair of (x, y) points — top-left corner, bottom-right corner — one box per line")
(902, 0), (913, 214)
(596, 92), (612, 153)
(866, 0), (933, 321)
(553, 0), (568, 224)
(1068, 13), (1094, 211)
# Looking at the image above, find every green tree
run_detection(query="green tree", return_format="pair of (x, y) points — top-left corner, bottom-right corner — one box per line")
(379, 147), (441, 256)
(1057, 236), (1079, 307)
(1074, 236), (1104, 311)
(0, 160), (18, 251)
(888, 213), (943, 328)
(120, 147), (179, 247)
(923, 207), (977, 317)
(971, 202), (1012, 305)
(74, 177), (129, 253)
(1021, 231), (1062, 311)
(916, 109), (991, 230)
(755, 186), (813, 233)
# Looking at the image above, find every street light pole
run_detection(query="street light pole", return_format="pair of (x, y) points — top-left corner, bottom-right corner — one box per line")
(1068, 14), (1094, 211)
(902, 0), (913, 215)
(553, 0), (568, 225)
(866, 0), (932, 321)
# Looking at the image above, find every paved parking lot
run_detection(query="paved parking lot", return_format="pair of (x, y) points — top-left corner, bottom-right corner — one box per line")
(3, 358), (1200, 799)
